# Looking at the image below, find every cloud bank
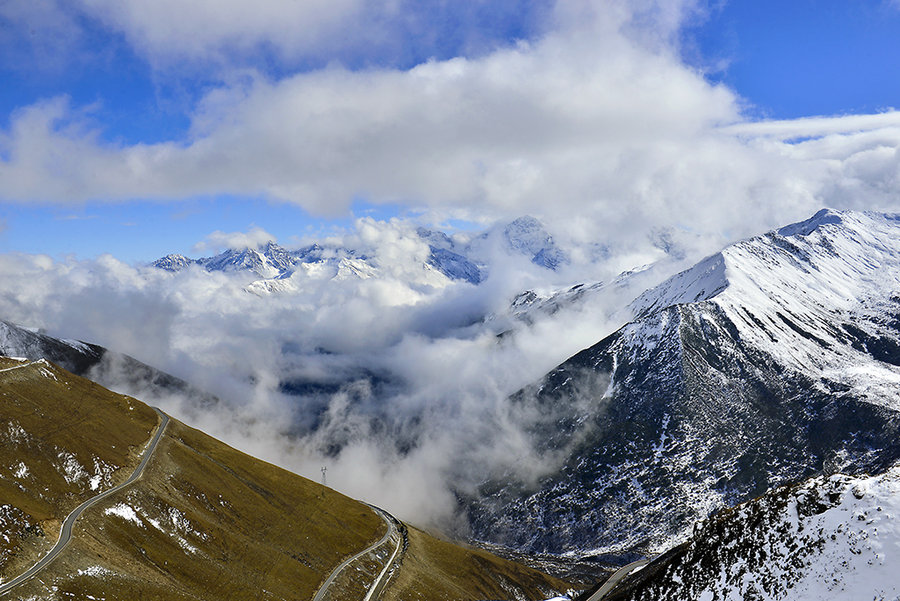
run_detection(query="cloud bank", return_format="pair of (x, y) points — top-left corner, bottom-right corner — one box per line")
(0, 217), (659, 528)
(3, 2), (900, 260)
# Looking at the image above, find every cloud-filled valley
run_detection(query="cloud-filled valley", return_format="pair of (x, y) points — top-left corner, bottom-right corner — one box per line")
(0, 217), (662, 529)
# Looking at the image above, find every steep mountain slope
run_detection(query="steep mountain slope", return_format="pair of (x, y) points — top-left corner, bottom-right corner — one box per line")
(467, 209), (900, 559)
(0, 320), (216, 409)
(607, 463), (900, 601)
(0, 358), (569, 600)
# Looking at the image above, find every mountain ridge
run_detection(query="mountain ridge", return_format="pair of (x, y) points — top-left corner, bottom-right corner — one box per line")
(466, 208), (900, 559)
(605, 461), (900, 601)
(152, 216), (572, 290)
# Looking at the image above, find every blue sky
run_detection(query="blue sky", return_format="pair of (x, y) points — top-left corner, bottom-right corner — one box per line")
(1, 0), (900, 262)
(687, 0), (900, 118)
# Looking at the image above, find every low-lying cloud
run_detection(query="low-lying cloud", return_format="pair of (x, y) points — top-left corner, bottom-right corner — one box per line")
(0, 217), (663, 529)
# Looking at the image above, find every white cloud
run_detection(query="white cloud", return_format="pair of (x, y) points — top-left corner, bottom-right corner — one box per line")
(2, 0), (898, 256)
(0, 0), (87, 74)
(0, 214), (664, 527)
(0, 3), (740, 224)
(76, 0), (372, 67)
(3, 3), (898, 260)
(195, 226), (276, 252)
(721, 112), (900, 140)
(71, 0), (560, 72)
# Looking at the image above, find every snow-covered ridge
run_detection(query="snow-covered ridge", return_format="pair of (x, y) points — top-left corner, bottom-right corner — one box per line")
(776, 207), (845, 237)
(154, 241), (341, 280)
(629, 209), (900, 407)
(629, 252), (726, 319)
(630, 208), (851, 317)
(622, 463), (900, 601)
(630, 208), (852, 315)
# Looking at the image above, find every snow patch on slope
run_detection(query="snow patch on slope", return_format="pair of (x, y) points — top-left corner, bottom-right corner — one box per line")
(630, 209), (900, 410)
(629, 464), (900, 601)
(104, 503), (143, 526)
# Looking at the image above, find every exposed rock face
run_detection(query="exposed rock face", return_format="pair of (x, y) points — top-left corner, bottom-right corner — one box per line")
(467, 210), (900, 558)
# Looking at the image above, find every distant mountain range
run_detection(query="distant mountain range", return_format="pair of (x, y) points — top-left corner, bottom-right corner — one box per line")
(152, 216), (569, 287)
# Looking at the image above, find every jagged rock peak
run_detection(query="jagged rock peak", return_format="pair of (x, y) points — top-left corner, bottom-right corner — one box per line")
(502, 216), (570, 270)
(152, 254), (196, 272)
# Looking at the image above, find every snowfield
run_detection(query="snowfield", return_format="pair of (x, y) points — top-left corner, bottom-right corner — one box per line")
(632, 209), (900, 410)
(622, 463), (900, 601)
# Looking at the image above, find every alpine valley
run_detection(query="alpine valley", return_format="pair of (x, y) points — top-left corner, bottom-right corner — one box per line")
(3, 209), (900, 600)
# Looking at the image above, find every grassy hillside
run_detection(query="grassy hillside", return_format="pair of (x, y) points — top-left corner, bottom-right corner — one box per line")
(383, 526), (571, 600)
(4, 417), (386, 600)
(0, 357), (159, 578)
(1, 357), (571, 600)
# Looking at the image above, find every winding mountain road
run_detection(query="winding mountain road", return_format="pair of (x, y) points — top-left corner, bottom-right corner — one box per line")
(0, 407), (169, 596)
(312, 505), (404, 601)
(585, 558), (650, 601)
(362, 508), (403, 601)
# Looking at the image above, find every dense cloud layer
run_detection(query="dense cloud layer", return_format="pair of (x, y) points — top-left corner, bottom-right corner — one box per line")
(3, 3), (900, 255)
(0, 218), (663, 527)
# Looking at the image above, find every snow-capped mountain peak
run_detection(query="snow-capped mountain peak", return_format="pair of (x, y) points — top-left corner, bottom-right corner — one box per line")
(629, 208), (900, 407)
(152, 254), (196, 272)
(198, 242), (296, 279)
(776, 207), (844, 237)
(502, 216), (570, 270)
(468, 208), (900, 562)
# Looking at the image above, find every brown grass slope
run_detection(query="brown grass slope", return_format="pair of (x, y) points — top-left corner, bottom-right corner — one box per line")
(5, 414), (385, 600)
(2, 358), (570, 600)
(0, 357), (159, 578)
(382, 526), (571, 601)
